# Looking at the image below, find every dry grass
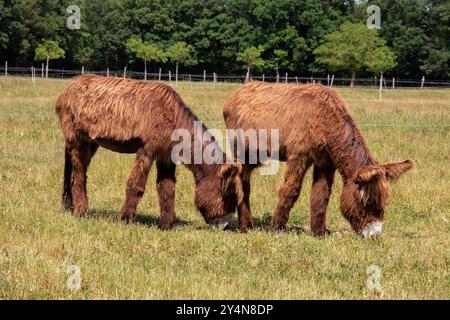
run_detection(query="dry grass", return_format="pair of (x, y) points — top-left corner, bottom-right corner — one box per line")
(0, 77), (448, 299)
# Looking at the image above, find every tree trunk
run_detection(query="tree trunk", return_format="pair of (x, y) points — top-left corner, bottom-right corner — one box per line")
(350, 70), (355, 87)
(176, 61), (179, 83)
(46, 56), (49, 79)
(276, 68), (279, 83)
(144, 60), (147, 81)
(246, 66), (250, 83)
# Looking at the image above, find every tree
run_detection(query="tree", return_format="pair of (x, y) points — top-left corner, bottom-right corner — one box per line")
(366, 46), (397, 101)
(166, 42), (196, 83)
(314, 22), (394, 86)
(366, 46), (397, 77)
(265, 49), (289, 82)
(34, 40), (65, 78)
(126, 38), (166, 80)
(236, 46), (265, 81)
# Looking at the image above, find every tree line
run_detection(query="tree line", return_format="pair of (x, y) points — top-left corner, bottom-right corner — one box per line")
(0, 0), (448, 80)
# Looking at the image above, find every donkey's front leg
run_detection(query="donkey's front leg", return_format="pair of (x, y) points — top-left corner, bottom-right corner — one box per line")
(119, 149), (153, 223)
(237, 165), (255, 232)
(270, 158), (310, 230)
(156, 160), (180, 230)
(310, 165), (335, 236)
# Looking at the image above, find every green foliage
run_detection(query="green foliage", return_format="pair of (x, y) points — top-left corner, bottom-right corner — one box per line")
(34, 40), (65, 62)
(366, 46), (397, 75)
(125, 38), (166, 64)
(315, 22), (397, 77)
(0, 0), (448, 79)
(236, 46), (265, 71)
(166, 42), (197, 66)
(265, 49), (289, 73)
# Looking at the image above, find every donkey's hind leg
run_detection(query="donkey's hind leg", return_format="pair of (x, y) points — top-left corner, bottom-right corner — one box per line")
(119, 148), (153, 223)
(156, 160), (180, 230)
(270, 157), (310, 230)
(68, 140), (98, 215)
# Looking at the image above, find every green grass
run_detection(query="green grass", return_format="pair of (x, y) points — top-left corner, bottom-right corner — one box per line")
(0, 77), (449, 299)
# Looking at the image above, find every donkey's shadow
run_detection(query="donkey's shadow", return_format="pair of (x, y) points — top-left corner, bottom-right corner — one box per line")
(83, 209), (310, 234)
(86, 208), (191, 228)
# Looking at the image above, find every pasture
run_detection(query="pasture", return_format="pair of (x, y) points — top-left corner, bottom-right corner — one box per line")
(0, 77), (448, 299)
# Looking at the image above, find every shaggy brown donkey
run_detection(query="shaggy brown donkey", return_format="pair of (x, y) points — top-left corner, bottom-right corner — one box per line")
(56, 75), (243, 230)
(223, 82), (414, 237)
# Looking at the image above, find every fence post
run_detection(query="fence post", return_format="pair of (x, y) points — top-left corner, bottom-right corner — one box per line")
(262, 74), (265, 82)
(285, 73), (288, 83)
(123, 66), (127, 78)
(169, 70), (172, 82)
(107, 68), (109, 77)
(5, 61), (7, 76)
(159, 68), (161, 81)
(295, 76), (298, 84)
(213, 72), (217, 86)
(379, 74), (383, 101)
(330, 74), (334, 87)
(392, 77), (395, 90)
(327, 74), (330, 86)
(82, 66), (84, 75)
(203, 70), (206, 83)
(41, 63), (44, 78)
(189, 74), (192, 82)
(421, 76), (425, 89)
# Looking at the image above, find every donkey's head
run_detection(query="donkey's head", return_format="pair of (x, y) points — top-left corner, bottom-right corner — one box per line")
(195, 163), (243, 222)
(340, 160), (414, 237)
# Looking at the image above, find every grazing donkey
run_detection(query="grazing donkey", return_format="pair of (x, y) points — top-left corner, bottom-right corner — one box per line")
(223, 82), (414, 237)
(56, 75), (243, 230)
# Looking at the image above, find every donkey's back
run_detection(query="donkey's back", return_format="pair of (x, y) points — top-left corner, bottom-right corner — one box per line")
(56, 75), (182, 145)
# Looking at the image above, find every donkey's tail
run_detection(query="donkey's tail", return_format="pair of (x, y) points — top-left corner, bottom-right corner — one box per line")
(62, 143), (73, 211)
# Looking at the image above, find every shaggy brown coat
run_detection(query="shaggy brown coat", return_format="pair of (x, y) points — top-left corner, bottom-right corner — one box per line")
(223, 82), (414, 235)
(56, 75), (243, 230)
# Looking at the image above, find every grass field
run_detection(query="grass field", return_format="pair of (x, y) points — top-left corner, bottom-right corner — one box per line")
(0, 77), (448, 299)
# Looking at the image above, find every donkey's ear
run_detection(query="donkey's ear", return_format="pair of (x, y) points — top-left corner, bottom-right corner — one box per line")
(355, 165), (384, 183)
(219, 163), (244, 204)
(381, 160), (414, 182)
(220, 163), (242, 179)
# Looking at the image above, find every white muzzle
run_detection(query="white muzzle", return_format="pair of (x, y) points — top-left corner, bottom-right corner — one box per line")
(208, 214), (234, 229)
(361, 222), (383, 238)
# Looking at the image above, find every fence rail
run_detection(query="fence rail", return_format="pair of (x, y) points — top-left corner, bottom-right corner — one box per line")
(1, 66), (450, 89)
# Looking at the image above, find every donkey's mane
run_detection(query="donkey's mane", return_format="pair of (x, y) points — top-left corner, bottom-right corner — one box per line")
(323, 89), (376, 180)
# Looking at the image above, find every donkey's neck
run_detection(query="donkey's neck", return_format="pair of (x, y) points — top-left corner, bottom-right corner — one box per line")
(327, 116), (376, 183)
(173, 102), (225, 183)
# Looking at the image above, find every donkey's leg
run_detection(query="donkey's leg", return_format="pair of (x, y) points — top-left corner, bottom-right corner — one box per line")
(63, 142), (74, 211)
(237, 165), (255, 232)
(70, 140), (97, 215)
(156, 160), (179, 230)
(310, 165), (335, 236)
(270, 158), (310, 230)
(119, 148), (153, 223)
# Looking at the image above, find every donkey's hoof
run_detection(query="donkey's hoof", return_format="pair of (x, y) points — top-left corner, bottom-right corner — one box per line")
(119, 212), (136, 224)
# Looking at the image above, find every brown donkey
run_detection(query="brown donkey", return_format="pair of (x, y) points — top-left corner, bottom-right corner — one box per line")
(56, 75), (243, 230)
(223, 82), (414, 237)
